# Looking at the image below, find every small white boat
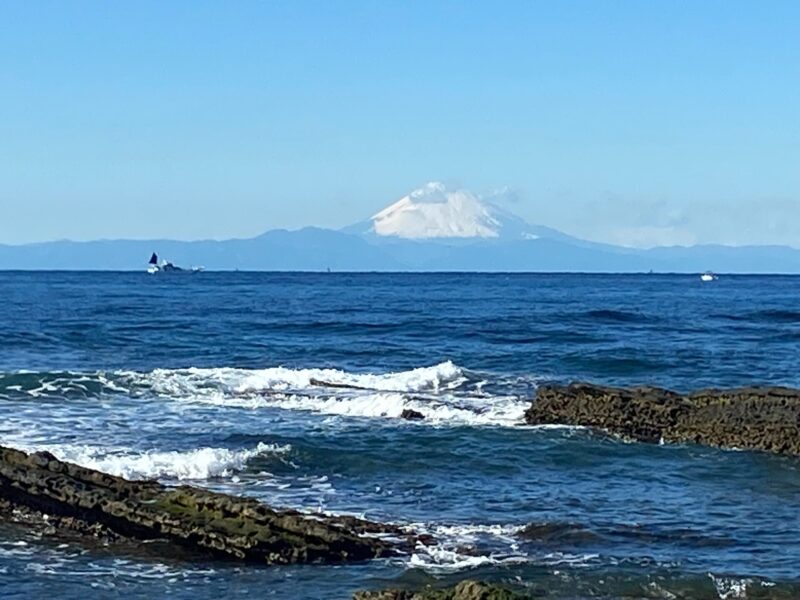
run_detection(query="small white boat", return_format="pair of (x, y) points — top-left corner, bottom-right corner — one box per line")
(700, 272), (718, 282)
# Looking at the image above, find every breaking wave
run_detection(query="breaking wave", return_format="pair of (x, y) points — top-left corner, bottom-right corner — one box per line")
(124, 360), (468, 396)
(120, 361), (531, 426)
(2, 440), (290, 481)
(2, 362), (534, 427)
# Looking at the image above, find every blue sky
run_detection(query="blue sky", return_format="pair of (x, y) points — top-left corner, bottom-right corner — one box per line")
(1, 1), (798, 247)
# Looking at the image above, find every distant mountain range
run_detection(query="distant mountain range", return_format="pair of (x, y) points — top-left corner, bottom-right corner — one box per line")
(3, 182), (800, 272)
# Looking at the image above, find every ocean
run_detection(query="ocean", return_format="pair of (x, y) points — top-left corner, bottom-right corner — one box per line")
(1, 271), (799, 599)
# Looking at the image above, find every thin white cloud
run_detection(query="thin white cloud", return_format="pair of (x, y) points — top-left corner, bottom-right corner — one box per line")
(555, 195), (800, 249)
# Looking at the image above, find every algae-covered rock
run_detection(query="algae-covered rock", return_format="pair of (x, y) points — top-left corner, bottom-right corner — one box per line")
(354, 579), (527, 599)
(0, 445), (410, 564)
(525, 383), (800, 455)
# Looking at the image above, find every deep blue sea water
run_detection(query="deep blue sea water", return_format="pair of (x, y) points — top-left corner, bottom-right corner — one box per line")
(2, 272), (800, 599)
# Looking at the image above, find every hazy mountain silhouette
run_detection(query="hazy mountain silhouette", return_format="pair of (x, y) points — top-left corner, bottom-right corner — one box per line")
(3, 184), (800, 273)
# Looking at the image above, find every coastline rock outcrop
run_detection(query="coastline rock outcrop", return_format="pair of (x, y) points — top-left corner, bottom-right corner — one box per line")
(0, 445), (412, 564)
(525, 383), (800, 455)
(354, 580), (527, 600)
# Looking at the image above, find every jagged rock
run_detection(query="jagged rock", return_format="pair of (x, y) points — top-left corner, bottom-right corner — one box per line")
(0, 445), (413, 564)
(400, 408), (425, 420)
(354, 579), (527, 599)
(525, 383), (800, 455)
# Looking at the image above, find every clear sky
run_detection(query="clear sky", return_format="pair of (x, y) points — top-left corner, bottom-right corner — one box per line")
(1, 1), (798, 247)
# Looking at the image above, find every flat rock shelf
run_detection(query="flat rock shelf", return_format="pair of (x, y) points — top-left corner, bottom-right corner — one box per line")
(0, 445), (416, 564)
(526, 383), (800, 455)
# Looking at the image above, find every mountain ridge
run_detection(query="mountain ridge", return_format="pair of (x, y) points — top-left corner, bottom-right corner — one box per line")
(2, 183), (800, 272)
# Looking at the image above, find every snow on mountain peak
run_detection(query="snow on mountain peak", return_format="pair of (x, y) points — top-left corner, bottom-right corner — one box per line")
(371, 182), (505, 239)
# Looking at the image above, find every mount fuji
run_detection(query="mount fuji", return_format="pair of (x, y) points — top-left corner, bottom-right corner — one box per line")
(3, 182), (800, 272)
(345, 182), (573, 243)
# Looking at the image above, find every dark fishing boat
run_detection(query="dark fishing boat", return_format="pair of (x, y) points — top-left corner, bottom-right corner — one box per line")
(147, 253), (202, 274)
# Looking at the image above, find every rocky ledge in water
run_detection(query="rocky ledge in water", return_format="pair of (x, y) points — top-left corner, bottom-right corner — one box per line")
(0, 445), (414, 564)
(526, 383), (800, 455)
(354, 580), (526, 600)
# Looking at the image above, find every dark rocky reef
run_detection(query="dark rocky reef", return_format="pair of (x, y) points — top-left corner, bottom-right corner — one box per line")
(401, 408), (425, 420)
(0, 445), (413, 564)
(354, 580), (527, 600)
(526, 383), (800, 455)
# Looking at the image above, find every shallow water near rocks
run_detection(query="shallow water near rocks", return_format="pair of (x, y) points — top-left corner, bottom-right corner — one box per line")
(1, 272), (800, 599)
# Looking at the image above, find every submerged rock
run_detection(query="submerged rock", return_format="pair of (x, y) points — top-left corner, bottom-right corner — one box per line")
(526, 383), (800, 455)
(354, 579), (527, 599)
(400, 408), (425, 420)
(0, 445), (411, 564)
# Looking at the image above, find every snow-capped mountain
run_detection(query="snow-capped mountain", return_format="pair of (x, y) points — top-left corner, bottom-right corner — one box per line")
(371, 182), (505, 239)
(348, 182), (566, 241)
(6, 181), (800, 272)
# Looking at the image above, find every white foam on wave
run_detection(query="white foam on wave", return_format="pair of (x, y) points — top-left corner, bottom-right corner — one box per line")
(4, 363), (536, 427)
(1, 371), (132, 399)
(401, 521), (604, 574)
(22, 550), (217, 582)
(2, 439), (289, 481)
(409, 543), (528, 572)
(265, 392), (529, 426)
(407, 522), (526, 541)
(119, 362), (531, 427)
(707, 573), (778, 600)
(709, 574), (750, 600)
(126, 361), (465, 395)
(403, 522), (528, 573)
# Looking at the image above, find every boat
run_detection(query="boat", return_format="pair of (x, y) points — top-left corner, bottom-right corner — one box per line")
(700, 272), (718, 282)
(147, 253), (203, 274)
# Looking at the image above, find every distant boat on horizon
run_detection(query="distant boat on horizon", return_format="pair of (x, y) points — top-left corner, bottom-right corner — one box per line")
(700, 271), (718, 282)
(147, 252), (203, 274)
